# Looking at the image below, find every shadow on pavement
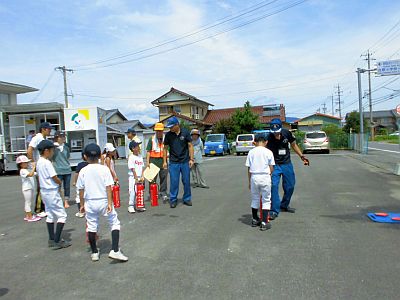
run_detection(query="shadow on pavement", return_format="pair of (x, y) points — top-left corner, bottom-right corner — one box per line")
(238, 214), (252, 226)
(320, 205), (400, 230)
(62, 228), (74, 241)
(0, 288), (9, 297)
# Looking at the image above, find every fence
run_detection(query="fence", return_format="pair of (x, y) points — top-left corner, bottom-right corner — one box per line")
(349, 133), (369, 153)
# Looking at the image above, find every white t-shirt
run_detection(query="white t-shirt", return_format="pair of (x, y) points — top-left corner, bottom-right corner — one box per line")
(28, 133), (44, 162)
(77, 164), (114, 200)
(245, 146), (275, 175)
(20, 169), (36, 191)
(128, 154), (144, 177)
(36, 157), (58, 190)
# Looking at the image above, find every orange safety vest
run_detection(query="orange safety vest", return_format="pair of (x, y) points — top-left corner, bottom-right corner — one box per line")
(149, 134), (164, 158)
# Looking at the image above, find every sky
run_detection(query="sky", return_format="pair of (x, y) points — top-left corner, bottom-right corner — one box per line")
(1, 0), (400, 124)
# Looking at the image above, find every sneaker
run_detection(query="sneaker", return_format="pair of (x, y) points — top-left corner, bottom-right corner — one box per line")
(75, 212), (85, 218)
(91, 249), (100, 262)
(269, 212), (278, 220)
(48, 240), (56, 248)
(280, 206), (296, 213)
(162, 195), (169, 203)
(108, 249), (128, 262)
(128, 206), (136, 213)
(170, 201), (177, 208)
(183, 200), (192, 206)
(251, 219), (261, 227)
(26, 215), (41, 222)
(260, 222), (272, 231)
(199, 185), (210, 189)
(37, 211), (47, 218)
(53, 239), (72, 250)
(137, 207), (146, 212)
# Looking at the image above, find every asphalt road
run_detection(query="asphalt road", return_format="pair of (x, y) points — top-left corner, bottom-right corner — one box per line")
(1, 152), (400, 300)
(369, 141), (400, 153)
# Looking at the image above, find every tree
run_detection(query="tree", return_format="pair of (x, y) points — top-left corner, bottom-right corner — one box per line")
(343, 111), (370, 133)
(213, 101), (261, 140)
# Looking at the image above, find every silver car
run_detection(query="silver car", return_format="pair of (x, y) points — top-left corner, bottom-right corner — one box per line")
(303, 131), (330, 154)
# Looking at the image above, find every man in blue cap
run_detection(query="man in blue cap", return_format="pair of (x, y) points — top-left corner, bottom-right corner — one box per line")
(162, 116), (195, 208)
(266, 118), (309, 220)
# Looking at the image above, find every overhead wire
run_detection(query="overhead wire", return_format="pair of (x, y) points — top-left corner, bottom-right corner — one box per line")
(74, 0), (308, 71)
(30, 70), (56, 103)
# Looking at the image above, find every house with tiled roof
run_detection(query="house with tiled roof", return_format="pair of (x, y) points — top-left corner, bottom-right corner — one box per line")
(203, 104), (286, 128)
(294, 113), (341, 131)
(151, 87), (214, 121)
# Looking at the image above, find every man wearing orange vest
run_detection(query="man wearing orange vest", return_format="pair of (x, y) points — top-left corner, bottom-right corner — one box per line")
(146, 123), (168, 202)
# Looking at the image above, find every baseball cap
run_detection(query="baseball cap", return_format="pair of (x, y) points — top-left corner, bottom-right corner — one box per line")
(54, 131), (65, 137)
(37, 140), (55, 151)
(126, 128), (136, 134)
(166, 116), (179, 128)
(16, 155), (30, 164)
(84, 143), (101, 157)
(270, 118), (282, 133)
(190, 129), (200, 136)
(154, 123), (164, 131)
(39, 122), (53, 130)
(129, 140), (142, 150)
(104, 143), (116, 152)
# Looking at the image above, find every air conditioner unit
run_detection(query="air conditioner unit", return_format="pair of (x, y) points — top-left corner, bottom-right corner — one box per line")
(194, 114), (200, 120)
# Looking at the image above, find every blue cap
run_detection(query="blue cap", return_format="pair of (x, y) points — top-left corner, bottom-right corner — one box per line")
(83, 143), (101, 157)
(37, 140), (55, 151)
(129, 140), (142, 150)
(270, 118), (282, 133)
(126, 128), (136, 134)
(166, 116), (179, 128)
(39, 122), (54, 130)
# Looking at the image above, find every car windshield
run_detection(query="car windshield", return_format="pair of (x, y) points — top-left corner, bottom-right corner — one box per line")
(206, 135), (223, 142)
(306, 132), (326, 139)
(238, 135), (253, 141)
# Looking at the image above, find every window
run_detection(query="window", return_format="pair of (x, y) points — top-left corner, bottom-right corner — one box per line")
(173, 105), (181, 113)
(237, 135), (254, 141)
(306, 132), (326, 139)
(0, 93), (10, 105)
(159, 106), (169, 114)
(206, 135), (223, 142)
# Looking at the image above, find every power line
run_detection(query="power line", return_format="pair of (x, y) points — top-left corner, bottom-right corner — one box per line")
(70, 0), (279, 68)
(368, 18), (400, 51)
(30, 70), (55, 103)
(74, 0), (308, 71)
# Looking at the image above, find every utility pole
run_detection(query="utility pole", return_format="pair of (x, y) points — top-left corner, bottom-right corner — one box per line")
(361, 50), (376, 140)
(335, 84), (343, 125)
(357, 68), (365, 154)
(321, 102), (327, 114)
(55, 66), (73, 108)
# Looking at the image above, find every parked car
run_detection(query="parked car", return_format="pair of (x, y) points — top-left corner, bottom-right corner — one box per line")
(389, 131), (399, 136)
(236, 134), (255, 155)
(204, 134), (230, 156)
(303, 131), (330, 154)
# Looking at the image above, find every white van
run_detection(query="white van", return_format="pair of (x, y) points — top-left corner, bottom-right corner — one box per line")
(235, 134), (255, 155)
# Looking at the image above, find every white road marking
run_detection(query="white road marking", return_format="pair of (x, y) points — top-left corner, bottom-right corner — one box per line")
(204, 157), (221, 162)
(368, 147), (400, 154)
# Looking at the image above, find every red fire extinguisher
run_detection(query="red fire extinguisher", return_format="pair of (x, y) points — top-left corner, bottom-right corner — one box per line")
(150, 182), (159, 207)
(112, 182), (121, 208)
(136, 183), (145, 209)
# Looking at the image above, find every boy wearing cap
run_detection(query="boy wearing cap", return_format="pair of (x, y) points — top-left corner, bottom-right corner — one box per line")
(77, 143), (128, 262)
(146, 123), (168, 202)
(246, 134), (275, 231)
(163, 116), (194, 208)
(266, 118), (309, 220)
(126, 128), (142, 153)
(36, 140), (71, 249)
(128, 140), (145, 213)
(27, 122), (53, 218)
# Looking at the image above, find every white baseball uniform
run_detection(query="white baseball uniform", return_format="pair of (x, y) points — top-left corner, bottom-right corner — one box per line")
(245, 146), (275, 210)
(128, 154), (144, 206)
(77, 163), (120, 233)
(36, 157), (67, 223)
(20, 169), (36, 213)
(28, 133), (44, 162)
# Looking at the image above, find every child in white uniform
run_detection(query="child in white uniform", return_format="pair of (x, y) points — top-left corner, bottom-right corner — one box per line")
(245, 134), (275, 231)
(72, 153), (88, 218)
(128, 141), (145, 213)
(17, 155), (41, 222)
(77, 143), (128, 262)
(36, 140), (71, 248)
